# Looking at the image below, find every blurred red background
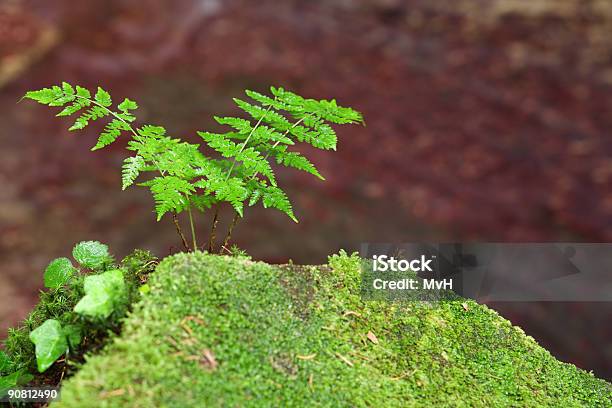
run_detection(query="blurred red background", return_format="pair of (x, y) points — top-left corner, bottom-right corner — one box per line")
(0, 0), (610, 379)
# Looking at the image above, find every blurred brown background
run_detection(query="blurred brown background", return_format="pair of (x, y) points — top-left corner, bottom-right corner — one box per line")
(0, 0), (610, 379)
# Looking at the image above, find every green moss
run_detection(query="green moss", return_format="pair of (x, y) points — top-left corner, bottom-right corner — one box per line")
(2, 249), (157, 379)
(55, 252), (611, 407)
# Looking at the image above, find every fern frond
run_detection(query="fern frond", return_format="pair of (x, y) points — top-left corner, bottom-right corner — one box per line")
(248, 189), (263, 207)
(138, 125), (167, 139)
(118, 98), (138, 113)
(24, 85), (70, 105)
(92, 119), (127, 150)
(25, 83), (139, 151)
(95, 87), (112, 107)
(198, 131), (241, 157)
(262, 185), (297, 223)
(189, 194), (216, 212)
(156, 142), (203, 179)
(213, 116), (252, 133)
(121, 155), (145, 190)
(146, 176), (195, 221)
(244, 89), (287, 111)
(195, 176), (248, 216)
(275, 151), (324, 180)
(233, 98), (292, 131)
(199, 131), (276, 185)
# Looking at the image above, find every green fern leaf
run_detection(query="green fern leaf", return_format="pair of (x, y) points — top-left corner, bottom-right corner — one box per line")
(148, 176), (195, 221)
(95, 87), (112, 107)
(244, 89), (286, 110)
(118, 98), (138, 113)
(138, 125), (167, 139)
(62, 82), (75, 96)
(213, 116), (252, 133)
(92, 119), (130, 151)
(69, 115), (89, 131)
(248, 188), (263, 206)
(24, 87), (62, 105)
(251, 125), (294, 146)
(233, 98), (292, 131)
(262, 186), (297, 222)
(198, 131), (242, 157)
(310, 123), (337, 150)
(121, 155), (145, 190)
(236, 147), (276, 184)
(75, 86), (91, 99)
(189, 194), (216, 212)
(195, 176), (247, 216)
(269, 86), (305, 110)
(56, 102), (84, 117)
(276, 151), (324, 180)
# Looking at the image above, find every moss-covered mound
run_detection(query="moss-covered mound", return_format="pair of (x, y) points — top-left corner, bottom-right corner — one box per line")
(55, 252), (611, 407)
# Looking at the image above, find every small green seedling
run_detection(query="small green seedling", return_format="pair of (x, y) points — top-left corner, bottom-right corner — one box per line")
(29, 319), (68, 373)
(24, 84), (363, 252)
(72, 241), (113, 270)
(21, 241), (126, 373)
(43, 257), (76, 289)
(74, 269), (127, 319)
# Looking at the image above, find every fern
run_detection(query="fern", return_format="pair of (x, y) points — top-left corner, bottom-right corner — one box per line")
(24, 83), (363, 251)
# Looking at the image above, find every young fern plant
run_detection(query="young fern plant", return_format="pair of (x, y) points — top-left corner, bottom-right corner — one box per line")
(24, 83), (363, 252)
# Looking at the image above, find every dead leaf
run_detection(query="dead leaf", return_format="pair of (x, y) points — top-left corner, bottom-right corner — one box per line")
(349, 351), (371, 361)
(335, 353), (353, 367)
(201, 349), (218, 370)
(308, 373), (313, 389)
(99, 389), (125, 399)
(183, 315), (205, 325)
(181, 338), (197, 346)
(389, 370), (415, 381)
(297, 354), (317, 360)
(180, 322), (193, 336)
(366, 331), (379, 344)
(462, 302), (469, 311)
(343, 311), (362, 318)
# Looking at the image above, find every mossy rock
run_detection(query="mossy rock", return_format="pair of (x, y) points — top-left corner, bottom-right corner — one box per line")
(55, 252), (611, 407)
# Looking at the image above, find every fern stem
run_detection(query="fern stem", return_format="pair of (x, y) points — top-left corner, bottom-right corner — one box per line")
(172, 214), (190, 252)
(75, 95), (139, 138)
(75, 94), (167, 176)
(208, 207), (220, 253)
(188, 205), (197, 251)
(224, 103), (275, 181)
(250, 114), (309, 181)
(266, 115), (307, 159)
(220, 212), (240, 253)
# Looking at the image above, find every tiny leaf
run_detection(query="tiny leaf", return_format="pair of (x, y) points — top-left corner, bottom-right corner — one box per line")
(74, 269), (126, 318)
(118, 98), (138, 112)
(29, 319), (68, 373)
(72, 241), (112, 270)
(43, 257), (75, 289)
(95, 87), (112, 107)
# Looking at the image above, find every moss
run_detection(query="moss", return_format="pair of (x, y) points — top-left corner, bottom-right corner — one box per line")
(2, 249), (157, 382)
(55, 252), (611, 407)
